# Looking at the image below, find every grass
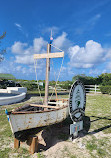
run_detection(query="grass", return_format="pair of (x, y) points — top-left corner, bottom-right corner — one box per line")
(0, 148), (11, 158)
(62, 146), (77, 158)
(86, 141), (97, 152)
(0, 93), (111, 157)
(86, 94), (111, 134)
(86, 136), (110, 158)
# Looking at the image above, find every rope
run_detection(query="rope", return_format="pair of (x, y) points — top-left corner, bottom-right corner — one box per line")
(51, 44), (63, 52)
(34, 59), (44, 103)
(49, 54), (64, 100)
(51, 59), (58, 100)
(51, 60), (57, 84)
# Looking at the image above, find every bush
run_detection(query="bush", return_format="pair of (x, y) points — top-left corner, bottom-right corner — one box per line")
(100, 86), (111, 95)
(60, 81), (73, 90)
(72, 75), (98, 85)
(20, 81), (45, 91)
(20, 82), (37, 91)
(98, 73), (111, 86)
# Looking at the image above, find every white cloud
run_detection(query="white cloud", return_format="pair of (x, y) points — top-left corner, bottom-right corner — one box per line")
(105, 48), (111, 59)
(33, 37), (47, 52)
(14, 23), (28, 38)
(52, 32), (71, 52)
(0, 58), (37, 79)
(53, 32), (67, 48)
(16, 66), (22, 71)
(11, 37), (47, 64)
(2, 32), (72, 80)
(11, 33), (71, 65)
(89, 69), (101, 76)
(14, 23), (22, 31)
(10, 32), (71, 80)
(89, 14), (101, 26)
(11, 41), (28, 54)
(68, 40), (105, 68)
(15, 55), (34, 64)
(9, 33), (111, 80)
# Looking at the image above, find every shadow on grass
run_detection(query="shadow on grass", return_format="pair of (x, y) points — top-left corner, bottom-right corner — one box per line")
(79, 115), (111, 137)
(87, 115), (111, 135)
(88, 124), (111, 135)
(90, 115), (111, 122)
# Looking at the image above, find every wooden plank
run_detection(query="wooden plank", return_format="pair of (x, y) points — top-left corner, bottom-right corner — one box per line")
(57, 99), (68, 101)
(29, 136), (38, 154)
(48, 102), (67, 106)
(34, 52), (64, 59)
(30, 104), (59, 109)
(14, 138), (20, 149)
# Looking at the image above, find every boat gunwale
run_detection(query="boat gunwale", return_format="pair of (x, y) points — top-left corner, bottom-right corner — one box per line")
(8, 99), (69, 115)
(9, 105), (68, 115)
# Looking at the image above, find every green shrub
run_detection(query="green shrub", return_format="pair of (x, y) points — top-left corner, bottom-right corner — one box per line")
(20, 82), (37, 91)
(100, 86), (111, 95)
(20, 81), (45, 91)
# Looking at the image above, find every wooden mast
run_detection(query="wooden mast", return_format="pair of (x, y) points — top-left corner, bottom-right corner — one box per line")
(44, 43), (51, 106)
(34, 32), (64, 106)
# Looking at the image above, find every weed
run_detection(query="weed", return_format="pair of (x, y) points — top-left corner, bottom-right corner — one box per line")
(97, 148), (106, 157)
(86, 142), (97, 152)
(0, 148), (11, 158)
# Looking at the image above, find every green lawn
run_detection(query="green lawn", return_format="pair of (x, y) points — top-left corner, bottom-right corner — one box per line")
(0, 94), (111, 158)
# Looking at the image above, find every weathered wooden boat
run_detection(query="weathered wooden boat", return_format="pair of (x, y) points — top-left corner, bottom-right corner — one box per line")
(7, 99), (69, 134)
(6, 34), (69, 136)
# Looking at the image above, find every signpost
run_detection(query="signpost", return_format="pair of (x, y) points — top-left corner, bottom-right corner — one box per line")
(69, 80), (86, 138)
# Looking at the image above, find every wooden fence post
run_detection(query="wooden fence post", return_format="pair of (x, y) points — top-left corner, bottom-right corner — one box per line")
(95, 85), (97, 94)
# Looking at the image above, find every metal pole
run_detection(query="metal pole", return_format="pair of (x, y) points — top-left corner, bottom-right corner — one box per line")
(44, 44), (51, 106)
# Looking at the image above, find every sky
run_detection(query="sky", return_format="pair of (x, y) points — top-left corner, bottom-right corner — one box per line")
(0, 0), (111, 81)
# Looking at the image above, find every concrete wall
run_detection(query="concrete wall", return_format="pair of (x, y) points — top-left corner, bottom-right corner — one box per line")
(0, 89), (7, 93)
(0, 87), (27, 105)
(7, 87), (27, 94)
(0, 92), (26, 105)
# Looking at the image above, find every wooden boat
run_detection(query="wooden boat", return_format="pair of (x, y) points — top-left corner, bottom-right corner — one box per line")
(7, 99), (69, 134)
(6, 35), (69, 136)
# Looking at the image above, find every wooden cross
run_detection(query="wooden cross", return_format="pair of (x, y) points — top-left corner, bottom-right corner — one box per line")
(34, 44), (64, 106)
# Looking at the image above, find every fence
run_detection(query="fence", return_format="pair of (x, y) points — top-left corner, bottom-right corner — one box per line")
(49, 84), (101, 94)
(85, 85), (101, 94)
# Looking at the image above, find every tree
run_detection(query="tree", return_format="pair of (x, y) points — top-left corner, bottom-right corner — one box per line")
(72, 74), (98, 85)
(98, 73), (111, 85)
(0, 32), (6, 62)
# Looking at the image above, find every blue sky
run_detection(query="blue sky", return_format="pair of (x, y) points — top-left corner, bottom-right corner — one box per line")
(0, 0), (111, 81)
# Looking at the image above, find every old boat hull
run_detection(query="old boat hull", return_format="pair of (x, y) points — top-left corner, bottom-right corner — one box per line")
(8, 102), (69, 134)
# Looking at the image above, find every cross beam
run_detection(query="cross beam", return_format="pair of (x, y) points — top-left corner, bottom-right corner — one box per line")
(34, 52), (64, 59)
